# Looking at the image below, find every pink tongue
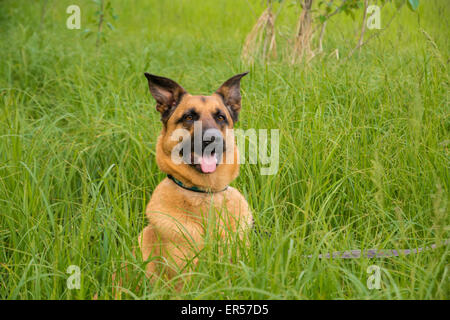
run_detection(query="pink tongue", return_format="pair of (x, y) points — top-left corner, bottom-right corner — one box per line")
(199, 155), (217, 173)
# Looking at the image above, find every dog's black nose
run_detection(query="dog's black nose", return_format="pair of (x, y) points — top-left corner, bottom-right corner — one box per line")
(202, 128), (222, 147)
(202, 135), (216, 149)
(201, 128), (224, 156)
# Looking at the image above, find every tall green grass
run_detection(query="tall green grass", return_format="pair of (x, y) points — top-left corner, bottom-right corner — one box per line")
(0, 0), (448, 299)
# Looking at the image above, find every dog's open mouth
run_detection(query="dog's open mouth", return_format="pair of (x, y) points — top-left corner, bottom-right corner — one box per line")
(191, 152), (219, 174)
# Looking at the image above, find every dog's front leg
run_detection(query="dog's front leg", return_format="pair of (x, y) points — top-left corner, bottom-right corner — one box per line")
(138, 225), (161, 278)
(148, 212), (205, 278)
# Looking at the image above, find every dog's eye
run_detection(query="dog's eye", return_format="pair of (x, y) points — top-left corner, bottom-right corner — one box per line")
(184, 115), (193, 121)
(216, 115), (225, 122)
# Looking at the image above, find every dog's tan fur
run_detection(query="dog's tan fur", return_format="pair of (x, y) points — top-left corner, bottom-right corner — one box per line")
(139, 73), (253, 280)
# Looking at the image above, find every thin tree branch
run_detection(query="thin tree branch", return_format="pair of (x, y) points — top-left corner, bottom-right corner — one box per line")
(311, 0), (345, 35)
(318, 20), (327, 52)
(40, 0), (49, 28)
(357, 0), (369, 51)
(346, 3), (404, 59)
(96, 0), (105, 48)
(323, 0), (347, 21)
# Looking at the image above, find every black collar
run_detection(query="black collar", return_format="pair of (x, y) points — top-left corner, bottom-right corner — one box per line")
(167, 174), (228, 193)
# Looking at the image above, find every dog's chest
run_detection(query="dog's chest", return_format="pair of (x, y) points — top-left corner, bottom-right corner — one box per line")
(178, 189), (230, 215)
(148, 179), (249, 228)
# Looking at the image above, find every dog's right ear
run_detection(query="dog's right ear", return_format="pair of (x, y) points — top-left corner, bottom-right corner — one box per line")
(144, 73), (186, 122)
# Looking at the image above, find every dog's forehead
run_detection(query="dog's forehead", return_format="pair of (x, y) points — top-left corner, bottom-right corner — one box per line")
(172, 95), (225, 117)
(183, 95), (222, 109)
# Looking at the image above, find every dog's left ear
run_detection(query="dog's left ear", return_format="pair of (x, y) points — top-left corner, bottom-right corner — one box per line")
(215, 72), (249, 122)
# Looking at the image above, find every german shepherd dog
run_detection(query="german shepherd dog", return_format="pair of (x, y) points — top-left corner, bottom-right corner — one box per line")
(139, 72), (253, 281)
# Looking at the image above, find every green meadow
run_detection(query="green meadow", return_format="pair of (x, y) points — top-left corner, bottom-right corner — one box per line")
(0, 0), (448, 299)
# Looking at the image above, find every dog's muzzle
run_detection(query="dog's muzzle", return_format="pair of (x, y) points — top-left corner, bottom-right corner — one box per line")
(181, 128), (224, 174)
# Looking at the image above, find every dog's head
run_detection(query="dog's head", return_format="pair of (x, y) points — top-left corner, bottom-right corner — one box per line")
(145, 72), (248, 191)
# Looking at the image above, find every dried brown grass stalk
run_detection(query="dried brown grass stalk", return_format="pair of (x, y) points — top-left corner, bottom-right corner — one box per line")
(242, 5), (277, 64)
(291, 0), (314, 63)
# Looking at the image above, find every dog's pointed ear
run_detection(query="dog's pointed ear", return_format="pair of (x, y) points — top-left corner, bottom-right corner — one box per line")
(215, 71), (248, 122)
(144, 73), (187, 122)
